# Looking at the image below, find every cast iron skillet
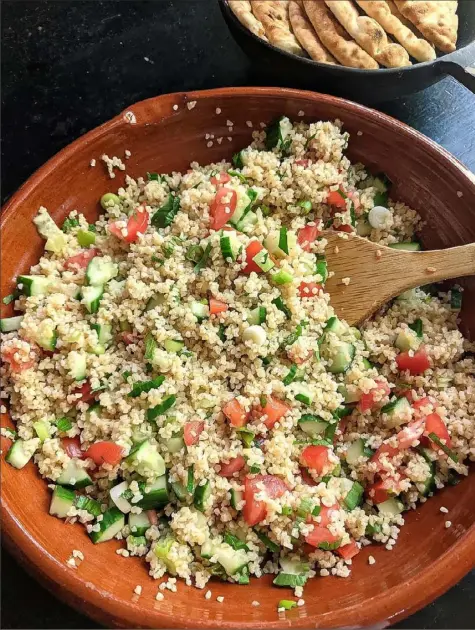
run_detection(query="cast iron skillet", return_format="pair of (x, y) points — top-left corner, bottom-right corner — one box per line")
(219, 0), (475, 103)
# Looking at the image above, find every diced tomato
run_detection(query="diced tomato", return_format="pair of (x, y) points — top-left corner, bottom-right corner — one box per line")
(358, 378), (391, 412)
(222, 398), (249, 428)
(210, 172), (231, 187)
(396, 347), (431, 375)
(241, 240), (264, 275)
(209, 186), (237, 231)
(62, 437), (84, 459)
(396, 418), (426, 449)
(424, 413), (452, 449)
(287, 346), (312, 365)
(109, 208), (149, 243)
(300, 445), (331, 475)
(366, 478), (394, 504)
(118, 331), (139, 345)
(327, 189), (347, 209)
(72, 381), (96, 405)
(146, 510), (158, 526)
(219, 455), (246, 477)
(298, 281), (323, 298)
(334, 223), (354, 234)
(317, 504), (340, 528)
(209, 298), (228, 315)
(371, 443), (400, 469)
(184, 420), (205, 446)
(337, 539), (360, 560)
(295, 159), (309, 167)
(399, 389), (416, 402)
(85, 441), (123, 466)
(64, 248), (99, 270)
(255, 396), (290, 429)
(300, 466), (318, 486)
(305, 526), (340, 549)
(412, 396), (435, 412)
(297, 224), (321, 251)
(243, 474), (288, 526)
(1, 347), (36, 373)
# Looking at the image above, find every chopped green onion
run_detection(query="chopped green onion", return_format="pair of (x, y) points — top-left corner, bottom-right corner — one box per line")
(450, 288), (462, 311)
(278, 227), (289, 255)
(144, 334), (157, 361)
(186, 465), (194, 493)
(428, 432), (458, 462)
(185, 244), (204, 263)
(281, 324), (303, 348)
(260, 396), (267, 407)
(278, 600), (297, 611)
(332, 405), (353, 419)
(163, 242), (175, 258)
(194, 243), (212, 274)
(128, 375), (165, 398)
(56, 417), (72, 432)
(316, 259), (328, 283)
(281, 505), (292, 516)
(88, 223), (97, 233)
(254, 529), (280, 553)
(147, 172), (162, 181)
(218, 324), (226, 342)
(409, 318), (423, 338)
(272, 296), (291, 320)
(343, 481), (364, 510)
(261, 356), (272, 367)
(249, 464), (261, 474)
(298, 200), (312, 214)
(283, 364), (298, 386)
(232, 151), (244, 169)
(151, 194), (180, 228)
(77, 229), (96, 247)
(237, 566), (250, 584)
(147, 395), (177, 422)
(318, 539), (341, 551)
(238, 428), (255, 448)
(260, 205), (272, 217)
(223, 532), (249, 551)
(122, 370), (132, 382)
(151, 255), (164, 265)
(365, 522), (382, 536)
(62, 217), (80, 232)
(227, 169), (247, 183)
(2, 293), (18, 305)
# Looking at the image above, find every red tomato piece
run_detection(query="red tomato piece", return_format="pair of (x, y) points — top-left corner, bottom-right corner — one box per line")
(300, 466), (318, 486)
(72, 381), (97, 405)
(370, 443), (400, 470)
(425, 413), (452, 449)
(298, 281), (323, 298)
(295, 159), (309, 167)
(337, 540), (360, 560)
(85, 441), (123, 466)
(243, 474), (288, 525)
(210, 187), (237, 231)
(241, 240), (264, 275)
(218, 455), (246, 477)
(210, 172), (231, 187)
(62, 437), (84, 459)
(146, 510), (158, 526)
(396, 418), (426, 450)
(327, 189), (347, 208)
(366, 478), (394, 504)
(222, 398), (249, 428)
(118, 331), (139, 346)
(255, 396), (291, 429)
(297, 224), (320, 251)
(305, 526), (341, 548)
(184, 420), (205, 446)
(334, 223), (354, 234)
(209, 298), (228, 315)
(300, 445), (331, 475)
(396, 347), (431, 375)
(64, 248), (99, 270)
(316, 504), (339, 528)
(109, 209), (149, 243)
(1, 347), (36, 373)
(412, 396), (435, 412)
(358, 378), (391, 412)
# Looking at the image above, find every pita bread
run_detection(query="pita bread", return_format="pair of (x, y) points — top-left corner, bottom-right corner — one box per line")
(394, 1), (458, 52)
(356, 1), (435, 62)
(324, 0), (411, 67)
(302, 0), (379, 69)
(250, 1), (306, 56)
(228, 1), (268, 41)
(289, 1), (338, 64)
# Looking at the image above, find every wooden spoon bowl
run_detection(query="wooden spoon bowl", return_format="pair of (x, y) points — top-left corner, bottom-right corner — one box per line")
(1, 88), (475, 629)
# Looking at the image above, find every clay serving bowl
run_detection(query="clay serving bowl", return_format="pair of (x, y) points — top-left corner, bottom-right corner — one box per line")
(1, 88), (475, 629)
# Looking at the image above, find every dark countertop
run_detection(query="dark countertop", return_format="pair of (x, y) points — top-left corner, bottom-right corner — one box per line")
(1, 2), (474, 628)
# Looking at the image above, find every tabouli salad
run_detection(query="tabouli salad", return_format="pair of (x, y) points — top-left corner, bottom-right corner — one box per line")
(1, 116), (474, 594)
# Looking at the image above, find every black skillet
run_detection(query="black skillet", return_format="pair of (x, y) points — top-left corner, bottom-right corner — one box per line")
(219, 0), (475, 104)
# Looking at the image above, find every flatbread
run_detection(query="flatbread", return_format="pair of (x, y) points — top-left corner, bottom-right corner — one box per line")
(324, 0), (411, 67)
(357, 1), (436, 62)
(289, 0), (338, 64)
(228, 0), (268, 41)
(394, 1), (458, 52)
(250, 1), (306, 56)
(302, 0), (379, 69)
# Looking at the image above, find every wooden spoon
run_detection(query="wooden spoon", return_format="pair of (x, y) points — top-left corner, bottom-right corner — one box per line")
(322, 231), (475, 325)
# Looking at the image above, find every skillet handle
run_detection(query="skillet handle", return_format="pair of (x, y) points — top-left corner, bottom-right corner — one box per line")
(438, 59), (475, 93)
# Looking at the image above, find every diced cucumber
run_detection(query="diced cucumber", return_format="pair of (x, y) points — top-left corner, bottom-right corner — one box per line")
(323, 316), (347, 337)
(136, 475), (169, 510)
(81, 285), (104, 314)
(337, 384), (360, 404)
(345, 438), (366, 465)
(147, 395), (177, 422)
(235, 210), (258, 233)
(74, 494), (102, 516)
(171, 480), (188, 501)
(201, 538), (216, 559)
(154, 534), (177, 573)
(252, 248), (275, 273)
(33, 210), (67, 254)
(110, 480), (133, 514)
(89, 507), (125, 544)
(356, 217), (372, 237)
(273, 557), (309, 587)
(220, 232), (242, 262)
(381, 396), (411, 428)
(343, 481), (364, 510)
(17, 275), (51, 296)
(248, 306), (267, 326)
(271, 269), (294, 285)
(265, 116), (292, 151)
(214, 544), (249, 576)
(408, 318), (423, 338)
(91, 323), (113, 346)
(67, 350), (87, 381)
(388, 242), (421, 251)
(450, 288), (462, 311)
(33, 420), (50, 442)
(264, 228), (297, 259)
(126, 440), (166, 478)
(57, 460), (92, 489)
(5, 439), (34, 469)
(395, 329), (421, 352)
(316, 258), (328, 283)
(191, 300), (210, 323)
(254, 529), (280, 553)
(283, 364), (305, 386)
(164, 339), (184, 353)
(272, 296), (291, 320)
(0, 315), (23, 332)
(49, 485), (76, 518)
(294, 384), (314, 406)
(373, 173), (390, 194)
(326, 342), (355, 374)
(129, 511), (151, 535)
(298, 414), (328, 437)
(85, 257), (118, 286)
(77, 229), (96, 247)
(230, 488), (243, 510)
(145, 294), (166, 311)
(164, 434), (185, 454)
(193, 480), (211, 512)
(228, 187), (256, 228)
(377, 498), (404, 516)
(34, 321), (57, 351)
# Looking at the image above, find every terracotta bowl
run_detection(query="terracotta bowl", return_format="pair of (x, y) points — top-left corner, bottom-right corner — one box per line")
(1, 88), (475, 629)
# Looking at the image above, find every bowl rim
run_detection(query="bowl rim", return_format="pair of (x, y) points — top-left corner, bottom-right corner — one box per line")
(218, 0), (473, 75)
(2, 86), (475, 629)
